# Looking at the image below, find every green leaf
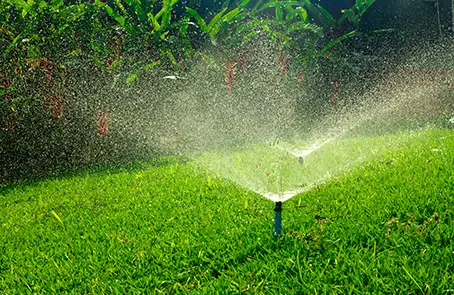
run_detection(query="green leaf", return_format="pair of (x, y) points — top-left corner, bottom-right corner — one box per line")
(165, 50), (180, 72)
(251, 0), (264, 15)
(261, 24), (293, 45)
(155, 5), (166, 21)
(178, 16), (191, 35)
(285, 6), (296, 22)
(338, 8), (355, 25)
(296, 7), (308, 23)
(161, 8), (172, 29)
(90, 42), (110, 55)
(236, 19), (274, 34)
(56, 23), (69, 35)
(131, 0), (145, 23)
(157, 0), (177, 22)
(59, 4), (86, 22)
(222, 7), (241, 23)
(355, 0), (362, 9)
(239, 0), (249, 7)
(3, 33), (23, 58)
(304, 1), (327, 25)
(107, 59), (122, 71)
(358, 0), (375, 16)
(27, 44), (41, 59)
(209, 29), (219, 39)
(275, 1), (283, 24)
(242, 30), (259, 41)
(10, 0), (35, 17)
(126, 73), (138, 84)
(142, 60), (161, 71)
(318, 30), (358, 57)
(185, 7), (207, 32)
(286, 22), (323, 37)
(0, 86), (17, 97)
(91, 55), (106, 69)
(49, 0), (63, 8)
(148, 12), (161, 31)
(0, 26), (15, 40)
(316, 4), (335, 25)
(207, 7), (227, 33)
(258, 1), (301, 11)
(38, 0), (47, 10)
(159, 30), (169, 40)
(370, 28), (395, 34)
(113, 0), (128, 16)
(221, 0), (230, 9)
(97, 0), (127, 29)
(114, 14), (127, 28)
(9, 0), (28, 11)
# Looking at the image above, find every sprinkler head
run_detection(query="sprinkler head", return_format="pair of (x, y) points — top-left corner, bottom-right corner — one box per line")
(298, 157), (304, 165)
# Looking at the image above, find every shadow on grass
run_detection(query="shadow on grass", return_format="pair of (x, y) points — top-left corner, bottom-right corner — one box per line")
(0, 154), (191, 195)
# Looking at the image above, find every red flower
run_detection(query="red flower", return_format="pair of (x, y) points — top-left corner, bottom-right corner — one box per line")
(6, 118), (14, 131)
(329, 79), (341, 104)
(278, 51), (289, 77)
(43, 96), (63, 119)
(297, 73), (305, 87)
(200, 50), (207, 65)
(106, 57), (114, 68)
(236, 51), (247, 73)
(1, 79), (13, 102)
(224, 60), (237, 95)
(27, 58), (54, 86)
(96, 110), (109, 137)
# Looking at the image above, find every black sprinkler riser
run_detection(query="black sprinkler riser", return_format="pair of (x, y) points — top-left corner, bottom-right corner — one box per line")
(274, 201), (283, 237)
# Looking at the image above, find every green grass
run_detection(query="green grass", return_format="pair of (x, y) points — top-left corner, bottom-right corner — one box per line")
(1, 128), (453, 294)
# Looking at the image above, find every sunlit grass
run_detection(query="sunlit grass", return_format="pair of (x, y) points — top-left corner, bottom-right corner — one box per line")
(0, 128), (453, 293)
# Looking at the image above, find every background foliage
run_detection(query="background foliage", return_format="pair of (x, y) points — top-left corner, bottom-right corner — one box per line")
(0, 0), (379, 183)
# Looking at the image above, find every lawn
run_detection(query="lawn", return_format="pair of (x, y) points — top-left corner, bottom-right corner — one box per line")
(0, 127), (453, 294)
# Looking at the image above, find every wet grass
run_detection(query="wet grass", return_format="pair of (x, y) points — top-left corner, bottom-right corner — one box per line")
(0, 127), (453, 294)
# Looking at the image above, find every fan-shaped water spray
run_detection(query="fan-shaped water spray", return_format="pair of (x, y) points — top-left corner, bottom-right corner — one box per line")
(175, 41), (454, 235)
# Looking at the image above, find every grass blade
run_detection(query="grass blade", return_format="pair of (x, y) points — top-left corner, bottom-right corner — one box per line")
(51, 210), (64, 225)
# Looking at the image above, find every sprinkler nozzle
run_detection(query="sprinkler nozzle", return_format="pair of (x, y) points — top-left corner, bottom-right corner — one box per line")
(298, 157), (304, 165)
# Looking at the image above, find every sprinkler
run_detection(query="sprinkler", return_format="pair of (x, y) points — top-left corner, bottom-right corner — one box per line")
(274, 201), (283, 236)
(298, 156), (304, 165)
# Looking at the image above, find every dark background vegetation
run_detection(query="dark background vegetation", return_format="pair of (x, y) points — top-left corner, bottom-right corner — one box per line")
(1, 0), (453, 184)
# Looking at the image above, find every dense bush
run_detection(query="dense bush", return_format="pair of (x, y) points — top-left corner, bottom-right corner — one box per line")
(0, 0), (378, 183)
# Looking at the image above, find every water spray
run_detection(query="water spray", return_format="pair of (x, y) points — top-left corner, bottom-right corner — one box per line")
(273, 201), (283, 236)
